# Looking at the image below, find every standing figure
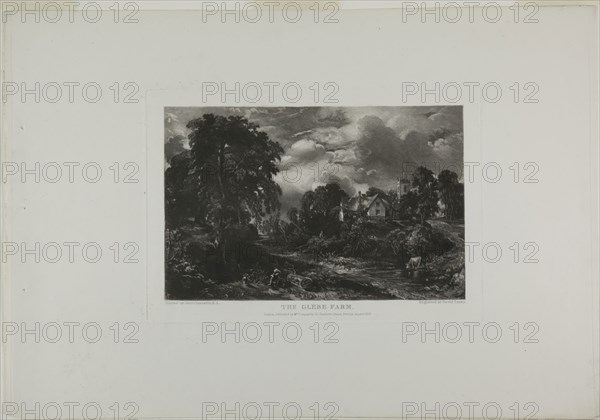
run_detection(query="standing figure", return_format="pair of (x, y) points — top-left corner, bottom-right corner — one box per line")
(269, 268), (282, 288)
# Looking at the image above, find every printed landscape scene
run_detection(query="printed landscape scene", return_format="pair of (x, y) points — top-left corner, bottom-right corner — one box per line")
(165, 106), (465, 300)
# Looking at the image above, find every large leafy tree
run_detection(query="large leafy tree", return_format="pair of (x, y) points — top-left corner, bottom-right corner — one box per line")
(395, 190), (420, 220)
(411, 166), (437, 191)
(165, 150), (198, 228)
(410, 166), (439, 221)
(186, 114), (283, 248)
(438, 169), (464, 220)
(299, 183), (348, 236)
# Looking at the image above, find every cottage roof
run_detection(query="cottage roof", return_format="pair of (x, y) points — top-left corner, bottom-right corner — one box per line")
(346, 195), (365, 211)
(344, 193), (390, 212)
(365, 194), (390, 210)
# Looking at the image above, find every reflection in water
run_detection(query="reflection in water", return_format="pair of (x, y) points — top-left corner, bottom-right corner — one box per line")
(342, 266), (436, 295)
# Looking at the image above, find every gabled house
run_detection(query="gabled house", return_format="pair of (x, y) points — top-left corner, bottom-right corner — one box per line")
(339, 191), (390, 221)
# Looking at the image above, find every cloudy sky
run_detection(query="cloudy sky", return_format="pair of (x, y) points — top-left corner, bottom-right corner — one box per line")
(165, 106), (463, 214)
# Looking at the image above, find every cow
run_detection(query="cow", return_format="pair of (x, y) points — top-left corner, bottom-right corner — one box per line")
(406, 256), (422, 270)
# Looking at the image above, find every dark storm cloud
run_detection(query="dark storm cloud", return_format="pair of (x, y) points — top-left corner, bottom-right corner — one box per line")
(164, 106), (350, 150)
(354, 115), (414, 182)
(250, 107), (350, 136)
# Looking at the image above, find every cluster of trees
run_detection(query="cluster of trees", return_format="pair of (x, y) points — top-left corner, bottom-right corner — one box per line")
(259, 183), (348, 245)
(281, 166), (464, 239)
(436, 169), (465, 220)
(260, 166), (464, 261)
(392, 166), (464, 222)
(165, 114), (283, 263)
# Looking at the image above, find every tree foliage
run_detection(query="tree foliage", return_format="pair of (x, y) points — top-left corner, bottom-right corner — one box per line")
(165, 114), (283, 267)
(437, 169), (464, 220)
(165, 151), (196, 228)
(187, 114), (283, 230)
(299, 183), (348, 236)
(395, 166), (440, 221)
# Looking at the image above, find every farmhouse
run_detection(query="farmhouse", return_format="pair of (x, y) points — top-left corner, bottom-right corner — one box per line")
(339, 191), (390, 221)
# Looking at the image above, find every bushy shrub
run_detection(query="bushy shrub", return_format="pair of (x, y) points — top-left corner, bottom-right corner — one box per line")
(386, 223), (455, 263)
(304, 236), (345, 258)
(287, 230), (310, 247)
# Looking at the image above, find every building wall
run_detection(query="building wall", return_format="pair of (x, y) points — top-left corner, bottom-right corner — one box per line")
(367, 199), (386, 217)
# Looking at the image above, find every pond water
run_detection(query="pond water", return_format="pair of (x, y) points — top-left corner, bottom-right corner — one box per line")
(341, 266), (435, 294)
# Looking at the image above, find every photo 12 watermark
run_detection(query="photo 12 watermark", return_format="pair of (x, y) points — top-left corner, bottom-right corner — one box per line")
(2, 321), (140, 344)
(401, 401), (539, 420)
(1, 82), (140, 104)
(401, 81), (540, 104)
(201, 321), (340, 343)
(400, 1), (540, 24)
(1, 162), (140, 184)
(401, 321), (540, 344)
(1, 241), (140, 264)
(1, 1), (140, 24)
(201, 401), (339, 420)
(1, 401), (139, 420)
(200, 81), (340, 104)
(199, 1), (340, 24)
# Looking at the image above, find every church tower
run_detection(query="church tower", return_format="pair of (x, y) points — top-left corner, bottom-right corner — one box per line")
(396, 177), (410, 198)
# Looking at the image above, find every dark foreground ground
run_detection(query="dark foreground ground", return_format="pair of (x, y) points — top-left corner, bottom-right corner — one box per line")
(165, 219), (465, 301)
